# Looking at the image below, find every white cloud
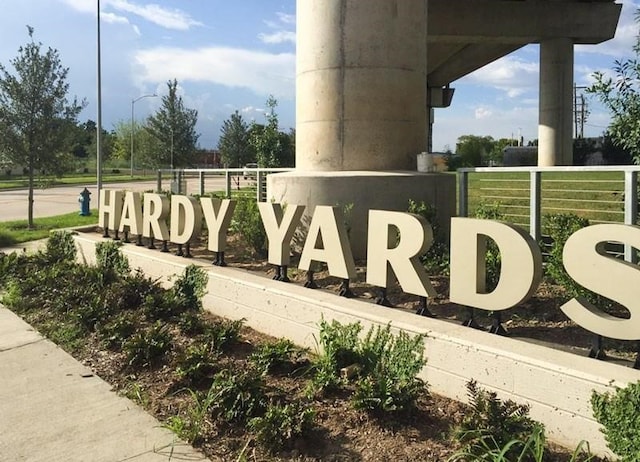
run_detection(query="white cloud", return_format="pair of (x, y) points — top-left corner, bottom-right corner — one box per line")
(276, 13), (295, 25)
(102, 12), (129, 24)
(109, 0), (202, 30)
(60, 0), (202, 30)
(464, 55), (539, 98)
(133, 46), (295, 98)
(258, 30), (296, 45)
(475, 107), (492, 120)
(259, 11), (296, 45)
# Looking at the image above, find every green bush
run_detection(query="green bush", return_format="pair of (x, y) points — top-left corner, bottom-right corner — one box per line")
(454, 380), (540, 460)
(209, 369), (266, 423)
(165, 386), (218, 445)
(543, 213), (589, 286)
(95, 240), (130, 281)
(176, 342), (219, 384)
(249, 338), (301, 375)
(591, 381), (640, 461)
(171, 264), (208, 313)
(248, 402), (316, 453)
(97, 311), (140, 350)
(308, 320), (428, 413)
(231, 198), (267, 257)
(202, 318), (244, 354)
(407, 199), (449, 275)
(352, 325), (426, 413)
(124, 322), (172, 367)
(308, 319), (362, 394)
(45, 230), (77, 263)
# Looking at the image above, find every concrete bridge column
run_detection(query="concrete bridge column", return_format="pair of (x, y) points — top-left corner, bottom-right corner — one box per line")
(269, 0), (456, 259)
(538, 37), (574, 166)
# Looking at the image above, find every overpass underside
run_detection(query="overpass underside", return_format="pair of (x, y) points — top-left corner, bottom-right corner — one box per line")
(428, 0), (621, 166)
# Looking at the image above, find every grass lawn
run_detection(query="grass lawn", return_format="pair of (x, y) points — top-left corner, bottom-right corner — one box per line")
(0, 211), (98, 247)
(464, 170), (627, 226)
(0, 173), (157, 190)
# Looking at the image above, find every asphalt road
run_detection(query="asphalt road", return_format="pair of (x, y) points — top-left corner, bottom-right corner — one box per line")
(0, 175), (237, 222)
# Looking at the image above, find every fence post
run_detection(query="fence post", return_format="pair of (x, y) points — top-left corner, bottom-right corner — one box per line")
(199, 170), (205, 196)
(458, 170), (469, 217)
(530, 170), (541, 241)
(256, 170), (264, 202)
(624, 170), (638, 263)
(156, 170), (162, 193)
(225, 170), (231, 198)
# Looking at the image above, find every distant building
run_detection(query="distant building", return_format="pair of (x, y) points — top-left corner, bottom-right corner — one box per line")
(502, 146), (538, 166)
(195, 149), (221, 168)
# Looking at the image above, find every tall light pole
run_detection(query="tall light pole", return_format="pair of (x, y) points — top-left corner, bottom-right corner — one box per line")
(130, 94), (157, 177)
(96, 0), (102, 202)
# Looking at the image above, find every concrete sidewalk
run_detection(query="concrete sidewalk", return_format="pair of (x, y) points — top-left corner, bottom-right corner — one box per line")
(0, 308), (208, 462)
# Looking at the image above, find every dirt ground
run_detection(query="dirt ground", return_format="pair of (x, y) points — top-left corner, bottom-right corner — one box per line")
(67, 229), (635, 461)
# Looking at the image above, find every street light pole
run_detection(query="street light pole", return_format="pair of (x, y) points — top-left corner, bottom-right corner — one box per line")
(130, 94), (157, 177)
(96, 0), (102, 203)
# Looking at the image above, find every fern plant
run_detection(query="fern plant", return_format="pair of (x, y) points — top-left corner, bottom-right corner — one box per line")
(353, 325), (427, 412)
(248, 402), (316, 453)
(455, 380), (540, 460)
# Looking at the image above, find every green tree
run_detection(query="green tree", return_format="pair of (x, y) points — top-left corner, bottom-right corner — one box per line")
(455, 135), (496, 167)
(111, 119), (159, 169)
(250, 95), (293, 168)
(218, 110), (254, 168)
(588, 9), (640, 163)
(0, 26), (85, 227)
(145, 79), (199, 168)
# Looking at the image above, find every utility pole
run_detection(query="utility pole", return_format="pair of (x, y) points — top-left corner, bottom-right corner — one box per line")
(573, 84), (589, 139)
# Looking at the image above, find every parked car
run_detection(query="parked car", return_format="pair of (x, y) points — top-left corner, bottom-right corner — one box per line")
(243, 163), (258, 179)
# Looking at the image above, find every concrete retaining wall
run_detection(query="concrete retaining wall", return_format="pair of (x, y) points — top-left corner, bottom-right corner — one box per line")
(74, 231), (640, 457)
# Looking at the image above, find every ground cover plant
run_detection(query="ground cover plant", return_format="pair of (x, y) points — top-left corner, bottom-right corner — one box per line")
(0, 231), (610, 461)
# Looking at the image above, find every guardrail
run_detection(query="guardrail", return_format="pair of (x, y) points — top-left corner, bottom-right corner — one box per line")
(156, 168), (294, 202)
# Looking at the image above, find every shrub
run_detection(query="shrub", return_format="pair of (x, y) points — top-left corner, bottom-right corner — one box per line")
(248, 402), (316, 453)
(231, 198), (267, 257)
(171, 264), (208, 313)
(543, 213), (589, 287)
(178, 310), (207, 335)
(249, 338), (301, 375)
(124, 322), (172, 366)
(454, 380), (540, 460)
(45, 230), (77, 263)
(176, 342), (219, 384)
(591, 381), (640, 461)
(209, 369), (266, 423)
(202, 318), (244, 354)
(101, 270), (159, 314)
(97, 311), (140, 350)
(165, 385), (220, 444)
(308, 319), (362, 394)
(95, 240), (130, 281)
(407, 199), (449, 275)
(352, 325), (426, 413)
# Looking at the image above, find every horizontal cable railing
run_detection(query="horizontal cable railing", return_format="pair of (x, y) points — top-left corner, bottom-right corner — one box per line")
(458, 166), (640, 261)
(156, 168), (294, 202)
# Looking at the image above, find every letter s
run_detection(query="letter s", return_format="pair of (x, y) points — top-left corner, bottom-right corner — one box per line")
(562, 224), (640, 340)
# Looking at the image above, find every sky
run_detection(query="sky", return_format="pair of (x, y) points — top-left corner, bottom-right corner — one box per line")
(0, 0), (637, 153)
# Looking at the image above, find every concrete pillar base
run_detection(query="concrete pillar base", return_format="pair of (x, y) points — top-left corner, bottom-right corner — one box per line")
(267, 171), (456, 260)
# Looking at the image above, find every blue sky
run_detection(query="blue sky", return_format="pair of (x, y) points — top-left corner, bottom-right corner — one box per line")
(0, 0), (637, 153)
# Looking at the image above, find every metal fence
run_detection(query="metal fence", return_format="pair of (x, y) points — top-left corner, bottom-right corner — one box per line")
(458, 166), (640, 261)
(155, 168), (294, 202)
